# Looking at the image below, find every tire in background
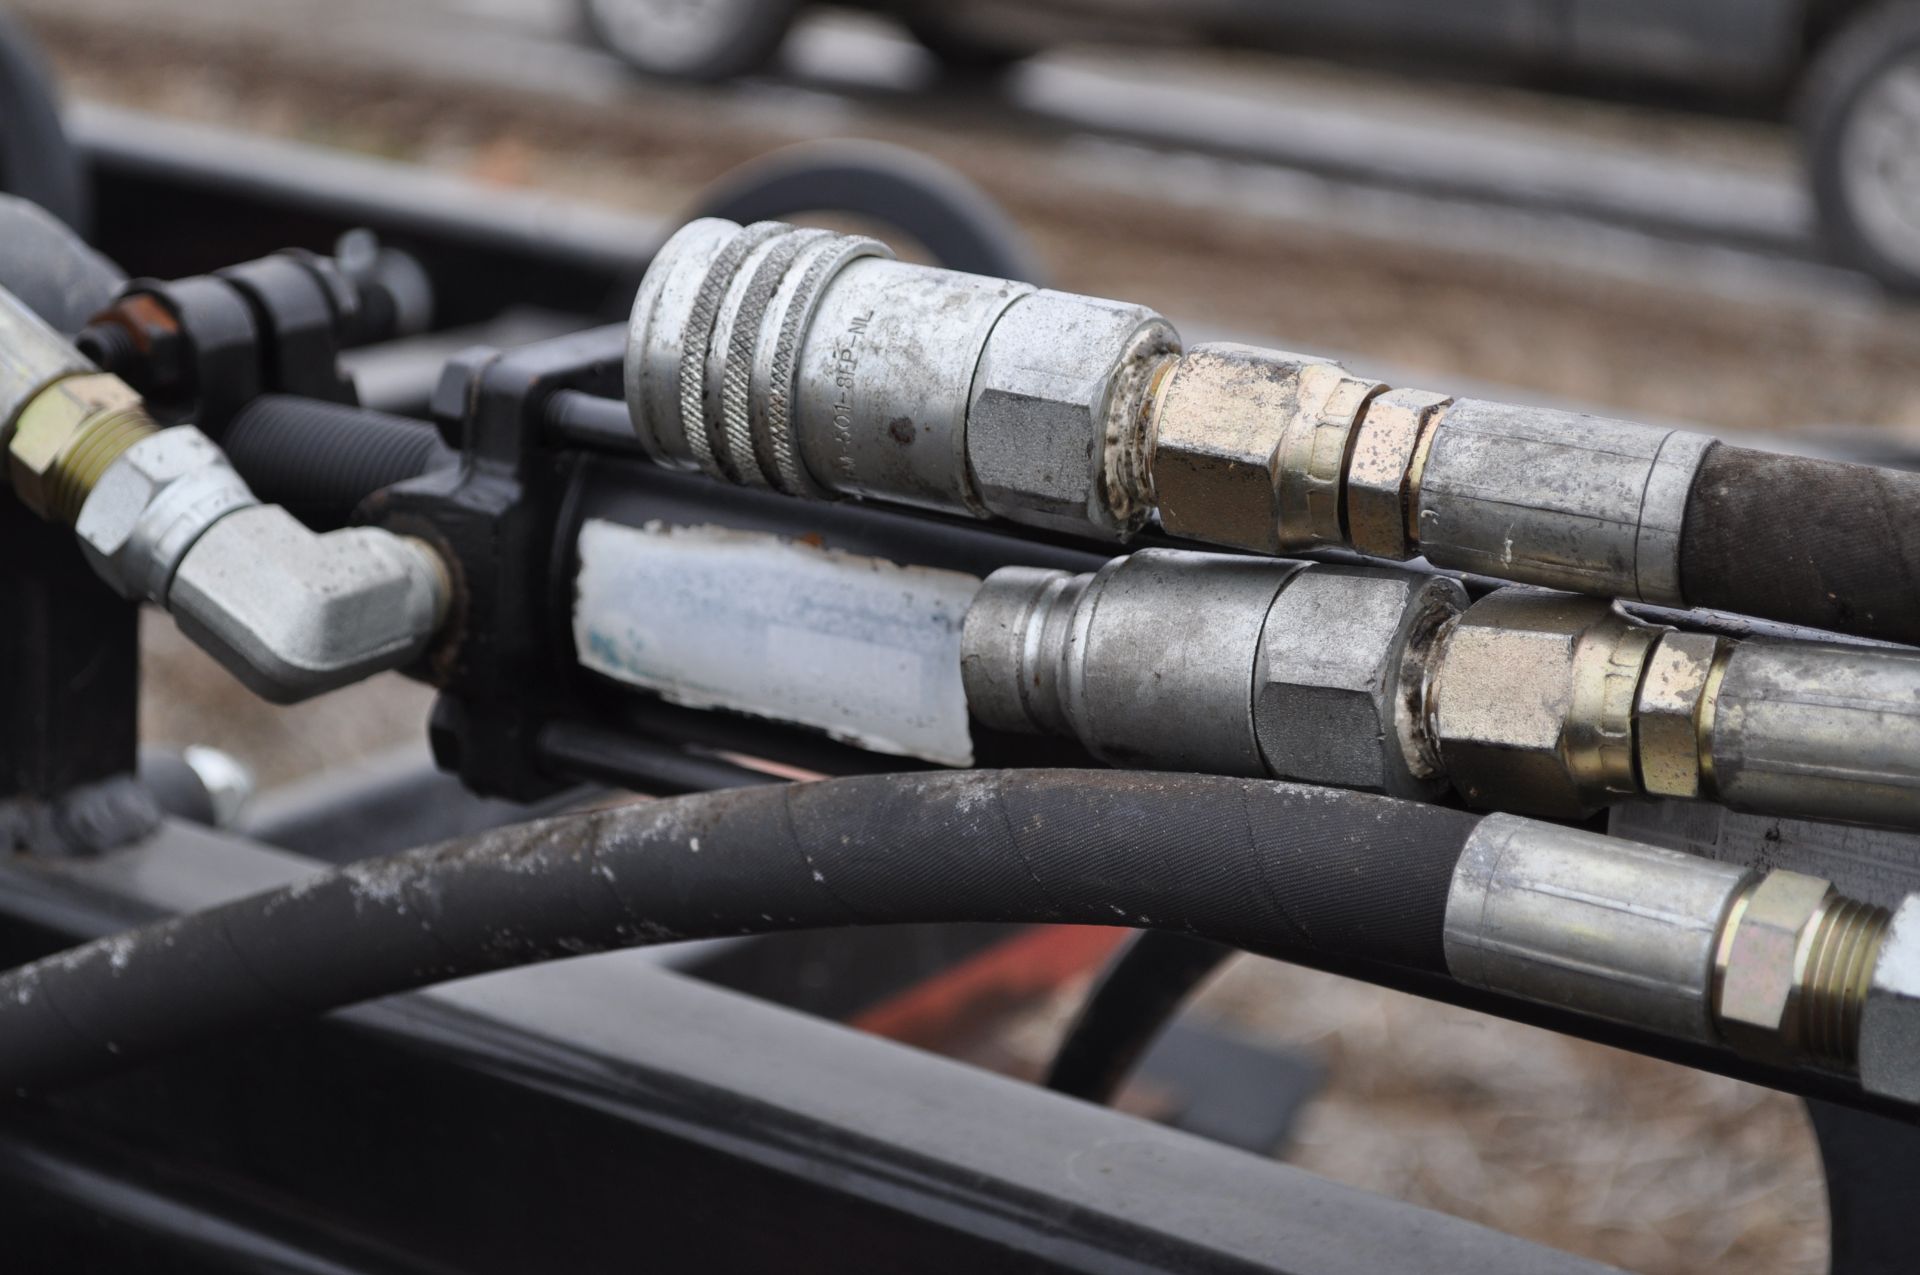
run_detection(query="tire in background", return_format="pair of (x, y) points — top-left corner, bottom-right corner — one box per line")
(1802, 2), (1920, 292)
(901, 10), (1037, 79)
(687, 138), (1045, 282)
(578, 0), (800, 82)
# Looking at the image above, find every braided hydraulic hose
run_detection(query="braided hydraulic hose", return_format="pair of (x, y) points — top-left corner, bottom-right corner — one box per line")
(1681, 445), (1920, 645)
(0, 770), (1476, 1092)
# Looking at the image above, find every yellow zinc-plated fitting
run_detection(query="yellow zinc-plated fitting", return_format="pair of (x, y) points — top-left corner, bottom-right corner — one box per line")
(1713, 870), (1889, 1069)
(8, 372), (157, 525)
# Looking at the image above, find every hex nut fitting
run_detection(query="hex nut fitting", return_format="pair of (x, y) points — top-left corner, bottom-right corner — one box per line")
(74, 425), (259, 602)
(1345, 388), (1452, 560)
(1252, 565), (1465, 797)
(1714, 872), (1887, 1067)
(7, 373), (154, 524)
(1714, 871), (1838, 1060)
(967, 291), (1177, 538)
(1860, 896), (1920, 1105)
(1148, 343), (1361, 554)
(1427, 590), (1661, 818)
(1274, 362), (1385, 552)
(1634, 630), (1725, 800)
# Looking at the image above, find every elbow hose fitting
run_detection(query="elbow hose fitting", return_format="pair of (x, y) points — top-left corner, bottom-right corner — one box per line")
(69, 426), (446, 703)
(1, 283), (448, 703)
(630, 219), (1920, 643)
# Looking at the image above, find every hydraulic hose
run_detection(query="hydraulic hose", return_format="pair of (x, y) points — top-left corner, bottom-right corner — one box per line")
(1046, 930), (1232, 1104)
(0, 194), (122, 332)
(1681, 444), (1920, 645)
(629, 218), (1920, 644)
(0, 769), (1476, 1093)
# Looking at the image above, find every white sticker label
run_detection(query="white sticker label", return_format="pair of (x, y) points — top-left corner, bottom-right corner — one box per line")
(573, 519), (979, 767)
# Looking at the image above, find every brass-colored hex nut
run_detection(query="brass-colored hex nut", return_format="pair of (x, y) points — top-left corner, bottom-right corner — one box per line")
(1428, 589), (1659, 818)
(8, 373), (151, 523)
(1147, 344), (1375, 555)
(1148, 344), (1308, 554)
(1274, 363), (1384, 551)
(1634, 630), (1724, 800)
(1345, 388), (1452, 560)
(1714, 871), (1836, 1059)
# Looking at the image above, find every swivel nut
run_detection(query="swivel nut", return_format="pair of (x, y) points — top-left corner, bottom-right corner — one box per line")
(1343, 387), (1452, 560)
(1426, 591), (1661, 818)
(1147, 343), (1382, 554)
(1633, 630), (1726, 800)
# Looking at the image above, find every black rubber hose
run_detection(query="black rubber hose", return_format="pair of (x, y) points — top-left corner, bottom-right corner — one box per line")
(1046, 930), (1232, 1104)
(0, 194), (122, 332)
(1681, 443), (1920, 645)
(0, 769), (1477, 1094)
(219, 395), (456, 531)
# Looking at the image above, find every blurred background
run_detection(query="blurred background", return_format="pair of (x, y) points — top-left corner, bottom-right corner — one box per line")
(18, 0), (1920, 1268)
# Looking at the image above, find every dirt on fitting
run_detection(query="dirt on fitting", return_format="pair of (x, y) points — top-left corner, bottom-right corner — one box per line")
(28, 4), (1878, 1269)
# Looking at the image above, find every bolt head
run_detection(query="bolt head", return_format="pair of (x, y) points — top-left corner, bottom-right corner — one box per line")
(1715, 871), (1834, 1056)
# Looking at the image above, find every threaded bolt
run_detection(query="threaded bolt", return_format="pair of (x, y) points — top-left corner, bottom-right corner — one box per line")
(74, 323), (141, 378)
(44, 405), (154, 525)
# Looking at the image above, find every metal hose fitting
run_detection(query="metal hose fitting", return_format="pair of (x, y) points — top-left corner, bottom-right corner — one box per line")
(1, 281), (448, 703)
(1445, 815), (1913, 1097)
(1445, 816), (1754, 1044)
(963, 549), (1466, 800)
(1, 284), (156, 523)
(625, 220), (1715, 595)
(1423, 590), (1660, 817)
(613, 220), (1920, 643)
(1712, 872), (1889, 1068)
(627, 217), (1175, 535)
(964, 550), (1920, 828)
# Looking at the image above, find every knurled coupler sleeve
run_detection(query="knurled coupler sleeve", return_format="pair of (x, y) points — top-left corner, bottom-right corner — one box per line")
(1680, 443), (1920, 645)
(0, 769), (1476, 1093)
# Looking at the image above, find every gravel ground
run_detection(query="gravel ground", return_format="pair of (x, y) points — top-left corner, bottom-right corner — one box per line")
(18, 5), (1866, 1268)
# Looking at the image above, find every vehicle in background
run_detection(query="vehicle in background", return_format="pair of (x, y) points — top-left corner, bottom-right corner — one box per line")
(577, 0), (1920, 293)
